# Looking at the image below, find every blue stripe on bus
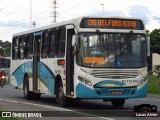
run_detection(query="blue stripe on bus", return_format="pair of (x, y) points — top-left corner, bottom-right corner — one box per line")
(38, 62), (55, 95)
(76, 82), (147, 98)
(12, 61), (56, 95)
(94, 80), (125, 87)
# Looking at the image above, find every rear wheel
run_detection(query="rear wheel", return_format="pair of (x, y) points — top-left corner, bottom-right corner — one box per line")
(32, 93), (41, 100)
(111, 99), (125, 108)
(23, 77), (33, 100)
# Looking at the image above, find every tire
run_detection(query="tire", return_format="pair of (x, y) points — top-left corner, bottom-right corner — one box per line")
(32, 93), (41, 100)
(111, 99), (125, 108)
(56, 82), (68, 107)
(23, 77), (33, 100)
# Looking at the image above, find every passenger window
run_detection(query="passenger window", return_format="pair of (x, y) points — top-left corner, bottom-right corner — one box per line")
(25, 34), (33, 59)
(41, 31), (49, 58)
(12, 37), (19, 59)
(48, 29), (57, 58)
(57, 27), (66, 58)
(19, 36), (25, 59)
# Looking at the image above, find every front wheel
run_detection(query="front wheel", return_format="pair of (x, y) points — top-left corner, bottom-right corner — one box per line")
(56, 82), (68, 107)
(111, 99), (125, 108)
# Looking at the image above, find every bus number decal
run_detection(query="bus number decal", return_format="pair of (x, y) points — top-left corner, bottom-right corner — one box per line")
(84, 57), (105, 64)
(88, 19), (97, 26)
(81, 18), (142, 29)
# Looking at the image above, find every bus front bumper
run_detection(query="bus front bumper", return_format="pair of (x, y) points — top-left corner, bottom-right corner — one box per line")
(76, 83), (147, 99)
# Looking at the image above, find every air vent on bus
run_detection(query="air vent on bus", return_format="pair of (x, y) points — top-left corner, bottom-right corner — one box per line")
(90, 70), (140, 79)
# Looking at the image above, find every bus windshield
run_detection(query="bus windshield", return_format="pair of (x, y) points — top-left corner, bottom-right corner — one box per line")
(76, 33), (147, 68)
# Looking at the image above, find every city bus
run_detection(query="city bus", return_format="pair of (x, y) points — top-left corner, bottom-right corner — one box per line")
(0, 56), (10, 85)
(11, 16), (149, 107)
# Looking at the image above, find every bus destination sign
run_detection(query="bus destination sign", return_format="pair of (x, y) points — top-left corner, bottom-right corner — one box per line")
(80, 18), (144, 30)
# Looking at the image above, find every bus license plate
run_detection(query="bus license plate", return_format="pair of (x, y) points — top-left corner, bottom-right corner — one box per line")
(110, 90), (122, 95)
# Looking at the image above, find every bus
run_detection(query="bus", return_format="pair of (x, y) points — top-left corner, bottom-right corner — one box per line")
(0, 56), (10, 85)
(11, 16), (149, 107)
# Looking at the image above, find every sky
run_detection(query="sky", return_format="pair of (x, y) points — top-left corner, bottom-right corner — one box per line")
(0, 0), (160, 42)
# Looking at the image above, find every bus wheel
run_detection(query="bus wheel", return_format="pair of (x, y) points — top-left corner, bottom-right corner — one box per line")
(111, 99), (125, 108)
(56, 82), (67, 107)
(23, 77), (32, 100)
(32, 93), (41, 100)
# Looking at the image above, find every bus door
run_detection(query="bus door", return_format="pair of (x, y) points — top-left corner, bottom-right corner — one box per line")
(66, 25), (75, 96)
(33, 32), (42, 91)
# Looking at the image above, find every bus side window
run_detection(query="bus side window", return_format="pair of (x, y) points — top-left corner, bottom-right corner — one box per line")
(12, 37), (19, 60)
(25, 34), (33, 59)
(48, 28), (57, 58)
(57, 26), (66, 58)
(19, 36), (25, 59)
(41, 30), (49, 58)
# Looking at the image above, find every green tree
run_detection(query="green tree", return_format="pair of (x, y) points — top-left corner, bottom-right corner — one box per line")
(146, 30), (150, 36)
(150, 28), (160, 54)
(0, 40), (11, 57)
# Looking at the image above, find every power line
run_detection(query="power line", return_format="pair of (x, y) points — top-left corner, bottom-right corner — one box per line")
(0, 0), (158, 29)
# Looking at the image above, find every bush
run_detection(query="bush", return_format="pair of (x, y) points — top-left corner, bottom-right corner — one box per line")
(147, 75), (160, 94)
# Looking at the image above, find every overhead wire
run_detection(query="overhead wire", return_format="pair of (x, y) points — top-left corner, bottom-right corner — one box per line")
(0, 0), (158, 29)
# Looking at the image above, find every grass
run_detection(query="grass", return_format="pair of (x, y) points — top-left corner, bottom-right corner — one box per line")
(147, 75), (160, 95)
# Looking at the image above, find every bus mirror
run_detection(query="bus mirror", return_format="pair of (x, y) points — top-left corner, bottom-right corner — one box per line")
(147, 36), (150, 56)
(72, 35), (76, 47)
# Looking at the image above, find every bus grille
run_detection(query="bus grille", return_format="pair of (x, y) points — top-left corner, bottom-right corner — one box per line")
(90, 70), (140, 79)
(95, 87), (137, 96)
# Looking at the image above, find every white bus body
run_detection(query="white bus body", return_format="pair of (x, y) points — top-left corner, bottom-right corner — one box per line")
(11, 16), (148, 107)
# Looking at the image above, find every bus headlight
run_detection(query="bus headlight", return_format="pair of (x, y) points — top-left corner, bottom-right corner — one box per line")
(138, 78), (147, 86)
(138, 80), (143, 86)
(85, 79), (92, 86)
(78, 76), (92, 86)
(78, 76), (85, 83)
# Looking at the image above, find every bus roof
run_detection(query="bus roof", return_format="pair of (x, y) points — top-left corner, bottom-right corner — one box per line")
(12, 16), (144, 37)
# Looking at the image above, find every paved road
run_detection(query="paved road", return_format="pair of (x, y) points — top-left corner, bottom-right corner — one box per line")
(0, 85), (160, 120)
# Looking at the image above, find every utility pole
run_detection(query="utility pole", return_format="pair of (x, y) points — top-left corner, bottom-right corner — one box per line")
(30, 0), (32, 28)
(51, 0), (58, 23)
(101, 4), (104, 15)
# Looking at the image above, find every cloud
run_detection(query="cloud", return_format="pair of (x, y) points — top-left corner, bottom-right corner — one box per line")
(103, 10), (126, 17)
(0, 21), (29, 29)
(128, 5), (152, 25)
(153, 16), (160, 24)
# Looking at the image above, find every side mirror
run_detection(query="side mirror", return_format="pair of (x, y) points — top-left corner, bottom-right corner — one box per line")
(147, 36), (150, 56)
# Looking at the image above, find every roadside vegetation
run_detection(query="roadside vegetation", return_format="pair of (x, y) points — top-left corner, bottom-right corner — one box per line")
(147, 75), (160, 95)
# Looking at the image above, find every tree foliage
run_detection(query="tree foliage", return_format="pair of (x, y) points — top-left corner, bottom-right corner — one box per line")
(149, 28), (160, 54)
(0, 40), (11, 57)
